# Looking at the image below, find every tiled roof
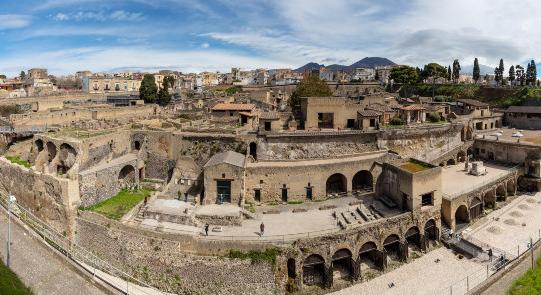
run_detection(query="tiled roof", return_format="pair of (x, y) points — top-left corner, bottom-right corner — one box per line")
(357, 110), (382, 117)
(212, 103), (255, 111)
(259, 112), (280, 120)
(366, 103), (396, 113)
(204, 150), (246, 168)
(457, 99), (489, 107)
(400, 104), (426, 111)
(238, 111), (254, 117)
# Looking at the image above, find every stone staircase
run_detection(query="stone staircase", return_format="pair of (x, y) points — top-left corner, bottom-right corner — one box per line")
(335, 203), (383, 229)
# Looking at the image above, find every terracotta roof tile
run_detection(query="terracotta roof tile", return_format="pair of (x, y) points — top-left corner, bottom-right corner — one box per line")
(212, 103), (256, 111)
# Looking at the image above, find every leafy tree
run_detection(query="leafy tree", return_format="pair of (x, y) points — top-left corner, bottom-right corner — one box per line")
(473, 58), (480, 83)
(509, 65), (515, 85)
(0, 74), (6, 79)
(389, 66), (419, 85)
(421, 63), (447, 81)
(427, 112), (441, 123)
(374, 71), (379, 81)
(157, 76), (174, 106)
(289, 76), (332, 107)
(139, 74), (158, 103)
(19, 71), (25, 80)
(390, 117), (404, 125)
(452, 59), (461, 83)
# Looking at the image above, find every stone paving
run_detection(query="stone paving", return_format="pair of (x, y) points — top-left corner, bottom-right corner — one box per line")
(441, 163), (514, 198)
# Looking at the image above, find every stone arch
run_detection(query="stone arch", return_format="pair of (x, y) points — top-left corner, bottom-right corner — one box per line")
(496, 184), (507, 202)
(455, 204), (469, 230)
(424, 219), (437, 241)
(326, 173), (347, 195)
(483, 190), (496, 209)
(383, 234), (401, 258)
(46, 141), (57, 162)
(446, 158), (456, 166)
(405, 226), (421, 249)
(303, 254), (326, 287)
(118, 165), (136, 187)
(457, 151), (466, 162)
(58, 143), (77, 173)
(439, 162), (445, 167)
(249, 142), (257, 160)
(35, 139), (44, 152)
(506, 179), (516, 195)
(331, 249), (354, 281)
(352, 170), (373, 192)
(359, 241), (380, 270)
(469, 197), (483, 220)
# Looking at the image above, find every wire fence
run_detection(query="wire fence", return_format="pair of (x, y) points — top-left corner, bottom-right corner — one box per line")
(431, 227), (541, 295)
(0, 195), (165, 295)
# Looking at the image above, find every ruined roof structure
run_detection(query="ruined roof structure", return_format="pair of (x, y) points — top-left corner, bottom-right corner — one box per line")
(204, 150), (246, 168)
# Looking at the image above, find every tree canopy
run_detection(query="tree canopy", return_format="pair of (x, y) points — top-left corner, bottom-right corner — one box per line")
(473, 58), (480, 82)
(139, 74), (158, 103)
(289, 76), (332, 107)
(421, 63), (447, 81)
(389, 65), (419, 85)
(157, 76), (174, 106)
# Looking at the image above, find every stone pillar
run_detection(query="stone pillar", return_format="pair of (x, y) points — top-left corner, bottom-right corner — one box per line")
(352, 258), (361, 282)
(400, 242), (408, 262)
(377, 250), (387, 271)
(420, 234), (427, 252)
(325, 263), (333, 289)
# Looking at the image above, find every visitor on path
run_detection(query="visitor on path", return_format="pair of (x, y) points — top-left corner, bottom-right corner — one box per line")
(204, 224), (209, 236)
(260, 222), (265, 236)
(144, 196), (148, 206)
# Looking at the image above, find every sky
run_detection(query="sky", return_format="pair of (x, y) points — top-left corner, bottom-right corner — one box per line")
(0, 0), (539, 76)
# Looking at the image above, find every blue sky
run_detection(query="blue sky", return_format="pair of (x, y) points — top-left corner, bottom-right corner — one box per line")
(0, 0), (539, 76)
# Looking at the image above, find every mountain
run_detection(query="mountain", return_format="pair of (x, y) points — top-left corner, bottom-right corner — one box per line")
(294, 57), (396, 73)
(460, 64), (495, 76)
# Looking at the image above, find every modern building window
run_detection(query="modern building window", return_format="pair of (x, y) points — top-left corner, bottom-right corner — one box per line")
(216, 180), (232, 203)
(347, 119), (355, 128)
(281, 184), (288, 202)
(317, 113), (334, 129)
(306, 187), (313, 200)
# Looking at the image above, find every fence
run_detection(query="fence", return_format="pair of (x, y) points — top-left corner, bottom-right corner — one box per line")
(431, 228), (541, 295)
(0, 195), (164, 295)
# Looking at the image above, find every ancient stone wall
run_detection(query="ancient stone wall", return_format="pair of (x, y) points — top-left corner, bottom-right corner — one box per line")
(0, 158), (77, 234)
(75, 212), (278, 295)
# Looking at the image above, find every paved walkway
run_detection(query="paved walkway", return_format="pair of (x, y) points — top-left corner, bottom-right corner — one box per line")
(0, 211), (109, 295)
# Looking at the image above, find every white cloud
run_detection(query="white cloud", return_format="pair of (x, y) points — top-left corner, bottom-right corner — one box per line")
(52, 10), (144, 22)
(201, 42), (210, 48)
(0, 15), (32, 29)
(0, 46), (292, 76)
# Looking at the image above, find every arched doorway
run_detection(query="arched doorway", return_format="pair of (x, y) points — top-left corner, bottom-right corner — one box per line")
(469, 197), (483, 220)
(118, 165), (136, 188)
(383, 234), (401, 260)
(35, 139), (44, 152)
(496, 184), (507, 202)
(58, 143), (77, 174)
(249, 142), (257, 160)
(332, 249), (353, 281)
(303, 254), (326, 287)
(287, 258), (296, 279)
(405, 226), (421, 249)
(483, 190), (495, 209)
(447, 158), (456, 166)
(506, 180), (515, 195)
(352, 170), (373, 192)
(457, 151), (466, 162)
(424, 219), (437, 241)
(359, 242), (380, 271)
(455, 205), (469, 230)
(46, 142), (57, 162)
(326, 173), (347, 195)
(134, 140), (141, 150)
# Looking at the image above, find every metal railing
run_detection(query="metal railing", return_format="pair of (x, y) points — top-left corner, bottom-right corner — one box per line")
(0, 195), (164, 295)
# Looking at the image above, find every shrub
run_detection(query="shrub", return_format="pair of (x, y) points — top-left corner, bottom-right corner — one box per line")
(427, 112), (441, 123)
(390, 117), (404, 125)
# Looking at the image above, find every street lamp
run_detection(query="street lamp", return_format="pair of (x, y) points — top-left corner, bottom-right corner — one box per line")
(6, 194), (16, 267)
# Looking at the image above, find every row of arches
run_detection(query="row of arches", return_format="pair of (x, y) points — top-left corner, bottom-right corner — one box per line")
(299, 220), (438, 288)
(326, 170), (373, 195)
(35, 139), (78, 174)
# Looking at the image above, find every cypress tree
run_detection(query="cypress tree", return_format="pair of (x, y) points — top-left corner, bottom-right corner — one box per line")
(509, 65), (515, 85)
(473, 58), (480, 83)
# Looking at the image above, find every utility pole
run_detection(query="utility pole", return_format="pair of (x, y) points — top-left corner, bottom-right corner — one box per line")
(6, 194), (16, 267)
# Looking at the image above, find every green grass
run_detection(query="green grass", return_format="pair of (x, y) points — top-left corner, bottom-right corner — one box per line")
(5, 156), (31, 168)
(227, 248), (281, 266)
(84, 188), (152, 220)
(287, 200), (304, 205)
(508, 252), (541, 295)
(400, 160), (432, 173)
(0, 258), (33, 295)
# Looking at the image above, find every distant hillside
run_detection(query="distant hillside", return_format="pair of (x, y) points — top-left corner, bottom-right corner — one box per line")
(294, 57), (396, 73)
(461, 64), (494, 76)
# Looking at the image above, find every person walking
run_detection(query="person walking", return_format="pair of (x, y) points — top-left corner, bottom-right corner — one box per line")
(143, 196), (148, 206)
(260, 222), (265, 236)
(204, 224), (209, 236)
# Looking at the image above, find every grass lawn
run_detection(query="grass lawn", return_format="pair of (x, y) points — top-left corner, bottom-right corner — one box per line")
(84, 188), (152, 220)
(5, 156), (31, 168)
(400, 160), (432, 173)
(508, 253), (541, 295)
(0, 258), (33, 295)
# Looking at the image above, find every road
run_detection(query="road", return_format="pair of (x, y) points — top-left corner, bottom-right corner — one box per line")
(0, 210), (110, 295)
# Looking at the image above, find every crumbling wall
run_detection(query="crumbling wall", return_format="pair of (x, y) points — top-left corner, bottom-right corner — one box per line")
(75, 212), (277, 295)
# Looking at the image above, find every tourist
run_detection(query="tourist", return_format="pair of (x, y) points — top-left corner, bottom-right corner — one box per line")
(144, 196), (148, 206)
(204, 224), (209, 236)
(260, 222), (265, 236)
